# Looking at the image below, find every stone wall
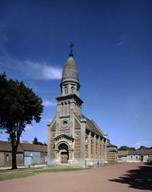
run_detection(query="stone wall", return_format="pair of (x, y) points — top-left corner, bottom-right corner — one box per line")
(107, 145), (118, 163)
(0, 152), (23, 167)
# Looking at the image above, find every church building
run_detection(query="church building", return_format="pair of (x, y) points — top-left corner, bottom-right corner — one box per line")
(47, 48), (117, 167)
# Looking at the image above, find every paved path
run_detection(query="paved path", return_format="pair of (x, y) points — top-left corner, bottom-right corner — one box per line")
(0, 163), (151, 192)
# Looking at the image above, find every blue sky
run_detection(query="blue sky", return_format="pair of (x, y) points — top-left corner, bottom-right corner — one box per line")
(0, 0), (152, 148)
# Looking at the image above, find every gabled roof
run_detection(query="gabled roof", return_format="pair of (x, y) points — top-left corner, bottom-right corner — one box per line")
(0, 141), (23, 152)
(0, 141), (47, 153)
(118, 150), (128, 156)
(20, 143), (47, 152)
(81, 114), (105, 138)
(107, 143), (117, 148)
(128, 149), (152, 155)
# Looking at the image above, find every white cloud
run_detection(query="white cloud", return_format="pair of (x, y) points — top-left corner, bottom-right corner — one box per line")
(25, 60), (62, 80)
(0, 51), (62, 80)
(115, 41), (124, 47)
(42, 99), (56, 107)
(25, 125), (32, 131)
(133, 141), (152, 148)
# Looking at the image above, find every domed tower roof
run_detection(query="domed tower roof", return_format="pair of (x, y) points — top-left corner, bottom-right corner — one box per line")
(61, 53), (79, 85)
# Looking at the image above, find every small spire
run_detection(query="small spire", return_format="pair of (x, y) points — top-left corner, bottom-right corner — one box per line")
(69, 40), (74, 56)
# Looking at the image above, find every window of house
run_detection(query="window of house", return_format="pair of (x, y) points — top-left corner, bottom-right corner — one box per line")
(6, 154), (9, 162)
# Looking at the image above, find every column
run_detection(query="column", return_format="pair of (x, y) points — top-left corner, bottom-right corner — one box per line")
(93, 135), (96, 159)
(98, 137), (100, 160)
(88, 132), (91, 159)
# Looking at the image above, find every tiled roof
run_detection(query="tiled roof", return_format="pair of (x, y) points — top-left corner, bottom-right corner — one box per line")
(118, 150), (128, 156)
(128, 149), (152, 155)
(0, 141), (47, 153)
(20, 143), (47, 152)
(0, 141), (23, 152)
(107, 143), (117, 148)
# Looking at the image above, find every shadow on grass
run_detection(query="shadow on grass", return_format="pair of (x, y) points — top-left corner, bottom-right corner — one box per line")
(109, 164), (152, 190)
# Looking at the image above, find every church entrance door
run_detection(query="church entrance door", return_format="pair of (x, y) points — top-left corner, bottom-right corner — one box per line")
(61, 152), (68, 163)
(58, 143), (69, 164)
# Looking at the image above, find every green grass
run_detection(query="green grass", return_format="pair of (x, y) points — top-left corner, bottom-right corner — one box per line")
(0, 167), (86, 181)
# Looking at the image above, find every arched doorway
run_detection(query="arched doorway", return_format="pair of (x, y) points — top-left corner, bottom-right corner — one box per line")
(58, 143), (69, 164)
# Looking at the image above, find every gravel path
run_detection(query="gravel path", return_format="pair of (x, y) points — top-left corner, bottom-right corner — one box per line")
(0, 162), (151, 192)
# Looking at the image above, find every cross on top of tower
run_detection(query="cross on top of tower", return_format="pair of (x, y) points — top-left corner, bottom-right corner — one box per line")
(69, 40), (74, 56)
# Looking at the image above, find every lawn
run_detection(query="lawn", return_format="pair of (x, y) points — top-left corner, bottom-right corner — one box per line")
(0, 167), (86, 181)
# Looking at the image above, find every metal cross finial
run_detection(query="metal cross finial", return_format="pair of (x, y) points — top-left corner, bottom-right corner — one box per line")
(69, 40), (74, 56)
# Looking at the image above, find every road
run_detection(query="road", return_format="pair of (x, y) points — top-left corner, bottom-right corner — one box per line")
(0, 162), (151, 192)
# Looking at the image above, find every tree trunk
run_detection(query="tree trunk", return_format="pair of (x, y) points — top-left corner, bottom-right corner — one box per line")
(11, 144), (18, 169)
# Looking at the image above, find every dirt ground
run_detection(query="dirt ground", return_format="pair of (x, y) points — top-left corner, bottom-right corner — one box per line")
(0, 162), (152, 192)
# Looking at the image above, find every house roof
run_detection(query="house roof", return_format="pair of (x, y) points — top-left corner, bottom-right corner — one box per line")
(81, 114), (105, 138)
(128, 149), (152, 155)
(0, 141), (47, 153)
(20, 143), (47, 152)
(118, 150), (128, 156)
(0, 141), (23, 152)
(107, 143), (117, 148)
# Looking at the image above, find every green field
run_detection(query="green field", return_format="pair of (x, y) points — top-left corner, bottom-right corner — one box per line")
(0, 167), (86, 181)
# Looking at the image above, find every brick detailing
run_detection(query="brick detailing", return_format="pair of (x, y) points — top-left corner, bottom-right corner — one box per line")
(91, 135), (93, 158)
(107, 145), (118, 163)
(51, 122), (56, 132)
(100, 138), (102, 159)
(74, 119), (81, 158)
(75, 119), (81, 129)
(50, 122), (56, 159)
(96, 137), (98, 159)
(85, 133), (89, 158)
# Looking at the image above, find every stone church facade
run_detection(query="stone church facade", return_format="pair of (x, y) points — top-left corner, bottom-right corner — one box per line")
(47, 51), (117, 167)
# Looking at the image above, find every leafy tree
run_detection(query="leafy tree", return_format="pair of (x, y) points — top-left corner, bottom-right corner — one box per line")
(33, 137), (39, 144)
(32, 137), (47, 146)
(0, 73), (43, 169)
(119, 145), (130, 151)
(138, 146), (147, 150)
(129, 147), (136, 151)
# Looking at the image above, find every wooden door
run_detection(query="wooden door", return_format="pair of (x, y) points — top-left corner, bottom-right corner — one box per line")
(61, 152), (68, 164)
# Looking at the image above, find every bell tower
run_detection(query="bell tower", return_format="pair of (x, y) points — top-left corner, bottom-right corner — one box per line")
(56, 42), (83, 119)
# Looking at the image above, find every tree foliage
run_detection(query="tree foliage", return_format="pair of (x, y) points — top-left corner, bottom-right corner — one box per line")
(119, 145), (130, 151)
(0, 73), (43, 169)
(119, 145), (152, 151)
(32, 137), (47, 146)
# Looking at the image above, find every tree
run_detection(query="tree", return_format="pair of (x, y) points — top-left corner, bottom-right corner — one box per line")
(129, 147), (136, 151)
(138, 146), (147, 150)
(119, 145), (130, 151)
(32, 137), (47, 146)
(0, 73), (43, 169)
(33, 137), (39, 145)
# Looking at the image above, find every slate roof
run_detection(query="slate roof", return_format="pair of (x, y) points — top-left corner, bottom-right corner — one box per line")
(128, 149), (152, 155)
(81, 114), (105, 138)
(62, 55), (79, 84)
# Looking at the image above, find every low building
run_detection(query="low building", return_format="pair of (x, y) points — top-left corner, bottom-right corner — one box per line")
(0, 141), (47, 167)
(127, 149), (152, 162)
(107, 144), (118, 163)
(0, 141), (23, 167)
(21, 143), (47, 166)
(117, 150), (128, 162)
